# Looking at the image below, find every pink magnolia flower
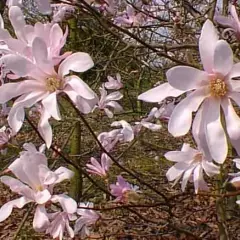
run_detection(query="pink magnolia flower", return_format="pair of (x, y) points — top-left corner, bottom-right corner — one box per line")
(0, 143), (74, 231)
(86, 153), (111, 177)
(0, 37), (97, 147)
(215, 4), (240, 39)
(74, 202), (100, 238)
(0, 6), (69, 65)
(105, 73), (123, 90)
(138, 20), (240, 164)
(35, 0), (52, 14)
(95, 85), (123, 118)
(46, 195), (77, 239)
(110, 175), (140, 202)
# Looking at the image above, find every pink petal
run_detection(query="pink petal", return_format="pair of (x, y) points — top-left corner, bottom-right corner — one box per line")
(164, 151), (194, 163)
(0, 54), (35, 77)
(53, 167), (74, 184)
(51, 194), (77, 214)
(167, 66), (208, 91)
(34, 189), (51, 204)
(42, 92), (61, 120)
(65, 75), (97, 100)
(36, 0), (52, 14)
(0, 197), (31, 222)
(33, 205), (50, 232)
(9, 6), (26, 42)
(203, 98), (228, 163)
(168, 88), (207, 137)
(138, 82), (184, 103)
(38, 106), (52, 148)
(199, 20), (219, 73)
(58, 53), (94, 77)
(213, 40), (233, 76)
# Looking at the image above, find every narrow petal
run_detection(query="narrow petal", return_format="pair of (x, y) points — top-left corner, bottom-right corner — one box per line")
(181, 166), (195, 192)
(42, 92), (61, 120)
(36, 0), (52, 14)
(53, 167), (74, 184)
(166, 162), (190, 181)
(51, 194), (77, 214)
(65, 76), (96, 100)
(213, 40), (233, 76)
(0, 197), (31, 222)
(168, 88), (207, 137)
(33, 205), (50, 232)
(199, 20), (219, 73)
(167, 66), (208, 91)
(164, 151), (194, 163)
(58, 52), (94, 77)
(204, 98), (228, 163)
(138, 82), (184, 103)
(38, 106), (52, 148)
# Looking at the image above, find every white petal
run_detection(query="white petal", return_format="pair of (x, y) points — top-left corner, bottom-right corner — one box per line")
(181, 166), (195, 192)
(138, 82), (184, 103)
(0, 197), (31, 222)
(51, 194), (77, 214)
(204, 98), (228, 163)
(213, 40), (233, 76)
(0, 54), (35, 77)
(53, 167), (74, 184)
(33, 205), (50, 232)
(164, 151), (194, 163)
(199, 20), (219, 73)
(168, 88), (207, 137)
(58, 52), (94, 77)
(65, 76), (97, 100)
(38, 106), (52, 148)
(166, 162), (190, 181)
(42, 92), (61, 120)
(167, 66), (208, 91)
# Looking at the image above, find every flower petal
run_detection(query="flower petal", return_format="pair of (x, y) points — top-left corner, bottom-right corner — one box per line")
(213, 40), (233, 76)
(199, 20), (219, 73)
(58, 52), (94, 77)
(138, 82), (184, 103)
(51, 194), (77, 214)
(36, 0), (52, 14)
(0, 197), (31, 222)
(33, 205), (50, 232)
(168, 88), (207, 137)
(204, 97), (228, 163)
(167, 66), (208, 91)
(166, 162), (189, 182)
(42, 92), (61, 120)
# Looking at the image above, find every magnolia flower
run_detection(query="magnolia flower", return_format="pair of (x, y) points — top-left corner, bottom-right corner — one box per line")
(115, 4), (145, 26)
(0, 126), (12, 148)
(35, 0), (52, 14)
(215, 4), (240, 39)
(157, 101), (175, 122)
(105, 73), (123, 90)
(0, 37), (97, 147)
(86, 153), (111, 177)
(138, 20), (240, 163)
(51, 3), (76, 22)
(74, 202), (100, 238)
(165, 143), (220, 193)
(46, 195), (77, 239)
(0, 6), (70, 65)
(0, 143), (74, 231)
(110, 175), (140, 202)
(95, 85), (123, 118)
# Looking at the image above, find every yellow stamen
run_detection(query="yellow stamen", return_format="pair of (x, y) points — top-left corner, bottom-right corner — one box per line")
(46, 77), (62, 92)
(209, 78), (227, 97)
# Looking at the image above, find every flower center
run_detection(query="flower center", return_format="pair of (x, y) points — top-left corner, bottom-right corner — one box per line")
(193, 153), (203, 163)
(209, 78), (227, 97)
(46, 77), (62, 93)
